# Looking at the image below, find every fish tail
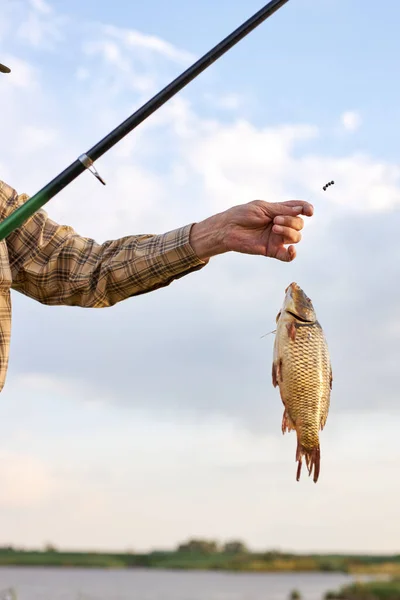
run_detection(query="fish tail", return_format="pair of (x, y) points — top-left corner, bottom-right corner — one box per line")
(295, 440), (320, 483)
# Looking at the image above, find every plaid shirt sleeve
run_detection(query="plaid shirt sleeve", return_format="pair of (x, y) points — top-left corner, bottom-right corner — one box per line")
(1, 181), (208, 308)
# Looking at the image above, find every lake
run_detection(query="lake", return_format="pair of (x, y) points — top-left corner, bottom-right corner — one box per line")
(0, 567), (358, 600)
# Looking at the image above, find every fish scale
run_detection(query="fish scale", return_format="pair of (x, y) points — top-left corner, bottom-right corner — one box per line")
(272, 282), (332, 483)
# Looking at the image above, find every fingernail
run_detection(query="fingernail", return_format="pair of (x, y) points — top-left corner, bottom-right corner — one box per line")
(292, 206), (303, 213)
(273, 225), (283, 233)
(274, 216), (285, 225)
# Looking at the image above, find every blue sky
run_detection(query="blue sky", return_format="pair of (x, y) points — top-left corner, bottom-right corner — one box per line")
(1, 0), (400, 554)
(46, 0), (400, 159)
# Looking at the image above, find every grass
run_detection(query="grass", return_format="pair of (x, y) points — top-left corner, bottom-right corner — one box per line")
(0, 547), (400, 573)
(325, 579), (400, 599)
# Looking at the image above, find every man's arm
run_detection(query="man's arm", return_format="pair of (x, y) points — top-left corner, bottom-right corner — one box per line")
(1, 180), (313, 309)
(1, 182), (207, 308)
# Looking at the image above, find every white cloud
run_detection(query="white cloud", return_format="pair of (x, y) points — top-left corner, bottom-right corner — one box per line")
(0, 55), (39, 89)
(184, 119), (400, 215)
(204, 92), (243, 111)
(75, 66), (90, 81)
(185, 120), (319, 213)
(16, 9), (66, 49)
(341, 110), (362, 132)
(102, 24), (195, 65)
(16, 125), (58, 155)
(0, 392), (400, 552)
(30, 0), (52, 14)
(2, 1), (400, 555)
(0, 453), (54, 508)
(217, 94), (242, 110)
(82, 39), (157, 94)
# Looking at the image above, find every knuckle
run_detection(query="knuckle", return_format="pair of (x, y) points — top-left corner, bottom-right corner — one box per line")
(286, 229), (301, 243)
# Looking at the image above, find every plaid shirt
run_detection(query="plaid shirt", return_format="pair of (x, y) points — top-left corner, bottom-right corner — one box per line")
(0, 180), (207, 391)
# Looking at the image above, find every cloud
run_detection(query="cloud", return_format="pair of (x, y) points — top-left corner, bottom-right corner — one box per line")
(4, 43), (400, 431)
(0, 392), (399, 552)
(3, 22), (400, 435)
(185, 120), (320, 212)
(203, 92), (246, 111)
(340, 110), (362, 132)
(186, 118), (400, 215)
(16, 125), (58, 154)
(101, 25), (195, 65)
(75, 66), (90, 81)
(30, 0), (52, 14)
(216, 94), (242, 110)
(16, 3), (67, 50)
(0, 54), (39, 89)
(82, 39), (157, 95)
(0, 453), (54, 508)
(79, 22), (196, 104)
(2, 0), (400, 553)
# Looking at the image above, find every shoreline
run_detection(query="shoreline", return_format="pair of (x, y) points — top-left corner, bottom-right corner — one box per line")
(0, 550), (398, 575)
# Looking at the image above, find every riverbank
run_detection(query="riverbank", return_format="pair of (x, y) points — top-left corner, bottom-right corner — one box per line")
(0, 548), (399, 574)
(325, 577), (400, 599)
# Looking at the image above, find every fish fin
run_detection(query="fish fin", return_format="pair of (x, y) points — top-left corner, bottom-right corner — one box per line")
(286, 322), (296, 341)
(296, 457), (302, 482)
(272, 363), (278, 387)
(282, 409), (295, 434)
(295, 441), (321, 483)
(272, 360), (283, 387)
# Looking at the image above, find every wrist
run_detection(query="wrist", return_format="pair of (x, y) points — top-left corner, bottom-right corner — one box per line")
(189, 213), (227, 260)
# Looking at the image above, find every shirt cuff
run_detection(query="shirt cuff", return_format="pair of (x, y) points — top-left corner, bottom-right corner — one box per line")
(150, 223), (209, 278)
(124, 223), (209, 297)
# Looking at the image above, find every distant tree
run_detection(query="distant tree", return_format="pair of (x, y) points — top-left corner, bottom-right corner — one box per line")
(44, 543), (58, 553)
(177, 539), (219, 554)
(223, 541), (248, 554)
(263, 549), (282, 561)
(289, 590), (302, 600)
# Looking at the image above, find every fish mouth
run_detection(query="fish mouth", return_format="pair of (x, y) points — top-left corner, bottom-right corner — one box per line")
(282, 282), (316, 323)
(285, 282), (297, 294)
(285, 282), (311, 301)
(286, 310), (314, 323)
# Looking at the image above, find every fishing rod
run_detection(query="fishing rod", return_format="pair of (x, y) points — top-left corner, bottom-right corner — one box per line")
(0, 0), (290, 241)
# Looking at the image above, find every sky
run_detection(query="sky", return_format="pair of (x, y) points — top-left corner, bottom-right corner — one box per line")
(0, 0), (400, 554)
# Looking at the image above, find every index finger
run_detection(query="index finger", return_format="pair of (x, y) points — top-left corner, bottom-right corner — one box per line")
(279, 200), (314, 217)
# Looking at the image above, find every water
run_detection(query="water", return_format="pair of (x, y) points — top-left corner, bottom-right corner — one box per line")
(0, 567), (356, 600)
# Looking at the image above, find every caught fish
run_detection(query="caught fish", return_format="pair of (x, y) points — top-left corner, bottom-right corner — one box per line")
(272, 282), (332, 483)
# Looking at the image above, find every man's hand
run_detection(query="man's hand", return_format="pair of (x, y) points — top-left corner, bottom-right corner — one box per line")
(189, 200), (314, 262)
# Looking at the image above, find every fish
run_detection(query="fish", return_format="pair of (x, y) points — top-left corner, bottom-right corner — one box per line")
(272, 282), (332, 483)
